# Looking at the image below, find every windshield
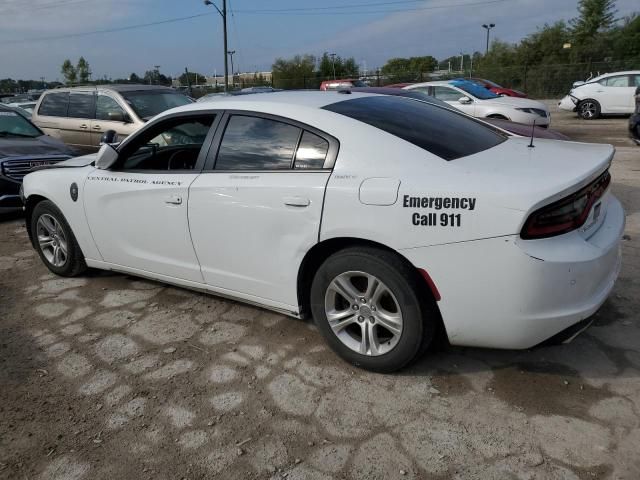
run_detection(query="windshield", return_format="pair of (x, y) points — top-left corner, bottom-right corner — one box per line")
(323, 96), (507, 161)
(451, 80), (500, 100)
(120, 90), (192, 120)
(0, 110), (42, 138)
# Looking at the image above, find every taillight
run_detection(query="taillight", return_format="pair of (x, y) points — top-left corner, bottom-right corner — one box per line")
(521, 171), (610, 239)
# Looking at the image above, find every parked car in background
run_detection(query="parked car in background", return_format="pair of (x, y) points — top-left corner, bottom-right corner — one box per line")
(404, 80), (551, 126)
(0, 104), (72, 214)
(350, 87), (568, 140)
(31, 85), (193, 152)
(630, 86), (640, 145)
(558, 71), (640, 119)
(469, 78), (527, 97)
(320, 79), (367, 91)
(7, 101), (37, 118)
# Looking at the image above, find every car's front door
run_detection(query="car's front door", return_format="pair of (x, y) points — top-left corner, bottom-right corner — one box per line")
(188, 112), (337, 309)
(90, 93), (138, 147)
(596, 75), (635, 112)
(430, 86), (475, 115)
(84, 113), (219, 282)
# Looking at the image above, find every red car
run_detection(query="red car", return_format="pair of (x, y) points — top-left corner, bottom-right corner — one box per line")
(469, 78), (527, 98)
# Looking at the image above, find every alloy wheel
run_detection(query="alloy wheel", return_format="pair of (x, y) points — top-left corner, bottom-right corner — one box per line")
(36, 214), (68, 267)
(580, 102), (597, 119)
(324, 271), (403, 356)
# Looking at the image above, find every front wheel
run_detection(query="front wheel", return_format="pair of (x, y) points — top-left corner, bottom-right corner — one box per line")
(310, 247), (437, 373)
(31, 200), (86, 277)
(578, 99), (601, 120)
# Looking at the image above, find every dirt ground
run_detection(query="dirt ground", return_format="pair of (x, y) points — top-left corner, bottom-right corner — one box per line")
(1, 103), (639, 480)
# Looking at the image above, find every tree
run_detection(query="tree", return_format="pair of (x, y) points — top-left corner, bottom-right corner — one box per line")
(77, 57), (91, 83)
(61, 59), (77, 85)
(317, 52), (359, 79)
(178, 71), (206, 86)
(129, 73), (142, 83)
(571, 0), (617, 43)
(381, 56), (437, 79)
(272, 54), (316, 89)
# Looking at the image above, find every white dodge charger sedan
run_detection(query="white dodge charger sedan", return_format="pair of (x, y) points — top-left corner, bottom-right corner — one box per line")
(21, 91), (624, 372)
(404, 79), (551, 126)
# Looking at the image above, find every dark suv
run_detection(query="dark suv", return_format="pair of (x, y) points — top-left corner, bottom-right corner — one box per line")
(630, 86), (640, 145)
(0, 105), (72, 214)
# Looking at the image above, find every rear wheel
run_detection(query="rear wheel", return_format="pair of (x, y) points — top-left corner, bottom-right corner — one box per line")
(578, 99), (601, 120)
(310, 247), (437, 373)
(31, 200), (86, 277)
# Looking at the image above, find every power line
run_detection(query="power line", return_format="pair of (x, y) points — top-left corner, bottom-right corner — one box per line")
(1, 0), (105, 15)
(3, 12), (216, 45)
(235, 0), (427, 13)
(234, 0), (508, 14)
(3, 0), (509, 45)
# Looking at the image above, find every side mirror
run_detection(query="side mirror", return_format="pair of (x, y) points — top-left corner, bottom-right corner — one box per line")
(100, 130), (118, 145)
(95, 143), (119, 170)
(458, 96), (472, 104)
(107, 111), (125, 122)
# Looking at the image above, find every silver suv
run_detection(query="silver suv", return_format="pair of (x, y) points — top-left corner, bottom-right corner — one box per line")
(32, 85), (192, 152)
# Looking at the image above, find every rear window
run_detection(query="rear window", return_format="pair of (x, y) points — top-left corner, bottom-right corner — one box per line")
(322, 96), (507, 160)
(38, 92), (69, 117)
(120, 90), (192, 120)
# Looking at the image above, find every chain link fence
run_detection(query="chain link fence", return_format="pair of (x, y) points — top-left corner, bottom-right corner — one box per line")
(265, 60), (640, 98)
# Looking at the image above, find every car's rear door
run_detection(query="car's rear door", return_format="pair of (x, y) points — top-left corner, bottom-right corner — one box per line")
(188, 111), (338, 310)
(84, 112), (219, 282)
(64, 91), (96, 150)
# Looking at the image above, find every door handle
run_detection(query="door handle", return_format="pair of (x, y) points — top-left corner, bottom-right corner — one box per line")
(79, 124), (89, 129)
(92, 125), (102, 130)
(284, 196), (310, 207)
(165, 195), (183, 205)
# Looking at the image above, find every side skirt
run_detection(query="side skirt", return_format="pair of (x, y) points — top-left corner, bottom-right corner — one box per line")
(85, 259), (302, 319)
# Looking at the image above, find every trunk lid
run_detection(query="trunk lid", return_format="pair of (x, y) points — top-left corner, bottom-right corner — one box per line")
(454, 137), (613, 212)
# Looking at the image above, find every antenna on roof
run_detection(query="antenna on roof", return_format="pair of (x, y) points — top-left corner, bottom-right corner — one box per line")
(528, 119), (536, 148)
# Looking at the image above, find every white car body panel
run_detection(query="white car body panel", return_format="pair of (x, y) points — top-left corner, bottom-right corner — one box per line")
(22, 91), (624, 350)
(189, 171), (330, 308)
(558, 70), (640, 114)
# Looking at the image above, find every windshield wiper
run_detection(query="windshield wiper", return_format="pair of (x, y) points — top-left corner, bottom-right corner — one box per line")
(0, 131), (38, 138)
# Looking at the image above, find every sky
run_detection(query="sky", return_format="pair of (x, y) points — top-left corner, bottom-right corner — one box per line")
(0, 0), (638, 81)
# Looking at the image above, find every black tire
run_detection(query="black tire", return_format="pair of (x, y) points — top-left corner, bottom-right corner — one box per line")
(578, 99), (601, 120)
(310, 247), (438, 373)
(31, 200), (86, 277)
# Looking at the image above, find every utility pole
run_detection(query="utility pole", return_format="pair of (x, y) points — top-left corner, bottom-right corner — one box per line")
(482, 23), (495, 55)
(204, 0), (229, 92)
(329, 53), (337, 80)
(228, 50), (235, 87)
(460, 52), (464, 72)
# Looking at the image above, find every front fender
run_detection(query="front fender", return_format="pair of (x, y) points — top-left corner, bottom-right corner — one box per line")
(23, 167), (102, 261)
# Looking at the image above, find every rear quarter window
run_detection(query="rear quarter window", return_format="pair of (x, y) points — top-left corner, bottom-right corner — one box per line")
(323, 95), (507, 160)
(38, 92), (69, 117)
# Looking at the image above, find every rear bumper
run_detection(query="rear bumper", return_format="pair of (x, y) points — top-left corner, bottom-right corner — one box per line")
(401, 195), (625, 349)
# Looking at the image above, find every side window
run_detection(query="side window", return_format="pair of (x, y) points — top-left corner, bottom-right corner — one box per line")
(67, 93), (96, 119)
(294, 131), (329, 169)
(215, 115), (301, 170)
(96, 95), (126, 121)
(433, 86), (464, 101)
(632, 75), (640, 87)
(38, 92), (69, 117)
(118, 116), (215, 171)
(604, 75), (630, 87)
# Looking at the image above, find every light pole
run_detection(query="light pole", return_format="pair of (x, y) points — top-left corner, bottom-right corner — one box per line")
(482, 23), (495, 55)
(204, 0), (229, 92)
(154, 65), (161, 85)
(228, 50), (235, 87)
(460, 52), (464, 72)
(329, 53), (337, 80)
